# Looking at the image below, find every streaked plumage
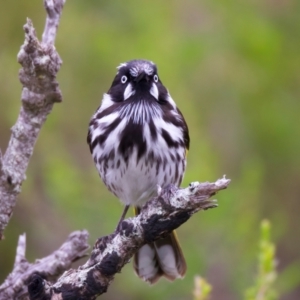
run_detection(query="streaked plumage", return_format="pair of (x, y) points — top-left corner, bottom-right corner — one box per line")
(87, 59), (189, 283)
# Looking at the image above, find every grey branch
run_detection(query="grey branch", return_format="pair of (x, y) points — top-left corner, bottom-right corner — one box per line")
(0, 230), (89, 300)
(0, 0), (65, 239)
(26, 177), (231, 300)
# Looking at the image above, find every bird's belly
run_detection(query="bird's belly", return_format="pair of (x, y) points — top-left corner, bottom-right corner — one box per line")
(98, 147), (185, 206)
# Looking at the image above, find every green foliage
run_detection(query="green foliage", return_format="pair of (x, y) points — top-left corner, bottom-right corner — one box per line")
(194, 276), (212, 300)
(245, 220), (277, 300)
(194, 220), (277, 300)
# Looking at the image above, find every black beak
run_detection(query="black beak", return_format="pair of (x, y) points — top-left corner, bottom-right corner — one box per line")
(135, 72), (149, 83)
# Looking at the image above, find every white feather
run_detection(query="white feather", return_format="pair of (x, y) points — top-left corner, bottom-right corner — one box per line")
(117, 62), (127, 70)
(93, 112), (120, 132)
(129, 67), (139, 77)
(90, 126), (104, 144)
(155, 244), (178, 277)
(150, 83), (159, 100)
(98, 93), (114, 112)
(103, 118), (126, 150)
(153, 115), (183, 144)
(135, 244), (158, 280)
(119, 101), (161, 124)
(123, 83), (135, 100)
(167, 93), (177, 109)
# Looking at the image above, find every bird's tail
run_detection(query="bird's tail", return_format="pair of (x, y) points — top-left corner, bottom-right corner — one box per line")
(133, 207), (187, 284)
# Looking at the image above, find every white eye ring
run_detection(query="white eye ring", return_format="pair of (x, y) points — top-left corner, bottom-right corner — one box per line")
(154, 74), (159, 82)
(121, 75), (127, 84)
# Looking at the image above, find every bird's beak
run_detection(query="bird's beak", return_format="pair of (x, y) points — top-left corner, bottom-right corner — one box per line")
(135, 72), (149, 83)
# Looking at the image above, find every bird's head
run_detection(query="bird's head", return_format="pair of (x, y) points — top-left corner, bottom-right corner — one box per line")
(107, 59), (168, 103)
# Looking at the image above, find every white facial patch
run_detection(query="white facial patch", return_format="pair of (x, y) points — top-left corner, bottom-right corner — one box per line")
(99, 93), (114, 112)
(150, 83), (159, 100)
(123, 83), (135, 100)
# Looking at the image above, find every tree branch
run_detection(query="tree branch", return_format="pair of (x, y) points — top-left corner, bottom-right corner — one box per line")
(26, 177), (231, 300)
(0, 230), (89, 300)
(0, 0), (65, 239)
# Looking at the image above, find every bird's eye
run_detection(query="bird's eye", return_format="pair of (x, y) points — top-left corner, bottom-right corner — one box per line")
(153, 74), (159, 82)
(121, 75), (127, 84)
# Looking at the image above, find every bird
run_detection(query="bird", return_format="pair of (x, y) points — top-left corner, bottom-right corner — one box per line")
(87, 59), (190, 284)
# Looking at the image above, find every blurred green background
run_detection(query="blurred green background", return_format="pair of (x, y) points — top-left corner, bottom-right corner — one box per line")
(1, 0), (300, 299)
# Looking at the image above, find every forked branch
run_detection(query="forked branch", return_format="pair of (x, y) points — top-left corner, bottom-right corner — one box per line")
(26, 177), (230, 300)
(0, 230), (89, 300)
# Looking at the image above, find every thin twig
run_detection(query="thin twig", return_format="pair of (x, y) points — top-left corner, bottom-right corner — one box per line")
(14, 234), (27, 268)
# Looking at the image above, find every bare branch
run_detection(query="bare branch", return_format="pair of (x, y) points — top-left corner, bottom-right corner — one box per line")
(0, 0), (65, 239)
(27, 177), (231, 300)
(14, 233), (27, 268)
(0, 230), (89, 300)
(42, 0), (66, 45)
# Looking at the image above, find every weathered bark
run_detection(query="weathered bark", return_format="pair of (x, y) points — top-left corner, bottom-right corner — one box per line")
(26, 177), (230, 300)
(0, 0), (65, 239)
(0, 230), (89, 300)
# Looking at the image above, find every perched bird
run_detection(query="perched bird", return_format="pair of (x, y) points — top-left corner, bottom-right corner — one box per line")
(87, 59), (190, 284)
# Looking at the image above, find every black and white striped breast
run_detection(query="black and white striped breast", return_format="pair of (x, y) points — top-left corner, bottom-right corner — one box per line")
(87, 94), (189, 205)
